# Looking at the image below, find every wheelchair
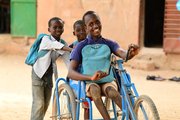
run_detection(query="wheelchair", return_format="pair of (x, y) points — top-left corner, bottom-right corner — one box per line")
(51, 48), (160, 120)
(51, 77), (120, 120)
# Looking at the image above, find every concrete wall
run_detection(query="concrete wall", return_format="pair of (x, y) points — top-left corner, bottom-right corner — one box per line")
(37, 0), (140, 49)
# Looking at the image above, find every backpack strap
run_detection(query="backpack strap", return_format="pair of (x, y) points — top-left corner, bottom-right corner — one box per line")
(36, 35), (51, 59)
(60, 39), (67, 45)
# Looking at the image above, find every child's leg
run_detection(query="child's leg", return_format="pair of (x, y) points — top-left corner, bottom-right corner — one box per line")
(105, 86), (122, 109)
(105, 86), (132, 120)
(82, 101), (90, 120)
(88, 84), (111, 120)
(42, 66), (53, 114)
(31, 70), (45, 120)
(102, 82), (122, 109)
(84, 108), (89, 120)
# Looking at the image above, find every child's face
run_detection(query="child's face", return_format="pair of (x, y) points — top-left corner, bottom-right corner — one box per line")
(73, 23), (86, 42)
(48, 20), (64, 39)
(84, 14), (102, 39)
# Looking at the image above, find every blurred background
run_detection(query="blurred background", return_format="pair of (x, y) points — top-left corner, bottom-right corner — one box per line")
(0, 0), (180, 70)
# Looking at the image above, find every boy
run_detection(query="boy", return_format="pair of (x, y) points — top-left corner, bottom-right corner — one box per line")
(31, 17), (72, 120)
(68, 11), (139, 120)
(69, 19), (90, 119)
(69, 20), (87, 48)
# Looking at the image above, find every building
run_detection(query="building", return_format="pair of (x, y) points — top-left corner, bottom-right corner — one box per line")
(0, 0), (180, 69)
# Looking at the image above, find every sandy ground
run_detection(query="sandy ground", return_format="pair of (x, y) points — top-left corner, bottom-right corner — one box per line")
(0, 54), (180, 120)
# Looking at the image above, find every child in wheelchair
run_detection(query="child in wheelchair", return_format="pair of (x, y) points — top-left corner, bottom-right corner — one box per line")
(68, 11), (139, 120)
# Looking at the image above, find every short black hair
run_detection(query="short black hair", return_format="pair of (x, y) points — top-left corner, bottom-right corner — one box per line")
(48, 17), (64, 27)
(82, 11), (96, 22)
(73, 20), (85, 30)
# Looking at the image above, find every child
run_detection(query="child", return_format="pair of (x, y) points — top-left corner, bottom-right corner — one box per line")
(31, 17), (72, 120)
(69, 19), (89, 119)
(69, 20), (86, 48)
(68, 11), (139, 120)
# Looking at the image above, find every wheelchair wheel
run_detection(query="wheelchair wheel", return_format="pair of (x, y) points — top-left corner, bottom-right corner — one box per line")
(134, 95), (160, 120)
(52, 83), (76, 120)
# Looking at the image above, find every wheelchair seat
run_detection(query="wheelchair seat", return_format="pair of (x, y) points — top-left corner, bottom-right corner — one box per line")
(69, 79), (86, 100)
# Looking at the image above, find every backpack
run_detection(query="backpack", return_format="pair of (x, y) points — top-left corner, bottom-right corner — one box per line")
(25, 33), (67, 66)
(25, 33), (50, 66)
(81, 44), (114, 84)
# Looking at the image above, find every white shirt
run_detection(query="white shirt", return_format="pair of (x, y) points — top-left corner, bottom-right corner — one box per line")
(33, 35), (65, 79)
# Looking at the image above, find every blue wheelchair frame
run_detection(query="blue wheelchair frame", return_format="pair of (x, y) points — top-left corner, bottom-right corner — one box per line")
(114, 60), (138, 120)
(53, 58), (143, 120)
(54, 79), (118, 120)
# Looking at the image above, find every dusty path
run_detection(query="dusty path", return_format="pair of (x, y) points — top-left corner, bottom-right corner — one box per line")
(0, 54), (180, 120)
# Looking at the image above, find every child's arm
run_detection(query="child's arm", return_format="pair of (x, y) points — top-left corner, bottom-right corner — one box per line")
(114, 48), (127, 60)
(40, 36), (73, 52)
(61, 46), (73, 52)
(68, 60), (107, 81)
(39, 36), (65, 51)
(68, 60), (91, 81)
(114, 44), (139, 60)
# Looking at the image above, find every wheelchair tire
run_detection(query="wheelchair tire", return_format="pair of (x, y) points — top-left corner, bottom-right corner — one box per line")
(52, 83), (76, 120)
(134, 95), (160, 120)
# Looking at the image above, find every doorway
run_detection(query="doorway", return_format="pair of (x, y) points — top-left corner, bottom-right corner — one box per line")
(144, 0), (165, 47)
(0, 0), (10, 33)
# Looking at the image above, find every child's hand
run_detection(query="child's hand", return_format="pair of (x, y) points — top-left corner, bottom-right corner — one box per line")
(91, 71), (108, 81)
(128, 44), (139, 59)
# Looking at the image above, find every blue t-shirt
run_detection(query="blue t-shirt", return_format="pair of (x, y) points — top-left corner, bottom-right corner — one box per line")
(70, 35), (120, 83)
(70, 35), (120, 63)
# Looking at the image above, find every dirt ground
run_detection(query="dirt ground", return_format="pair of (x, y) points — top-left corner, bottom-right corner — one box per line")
(0, 53), (180, 120)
